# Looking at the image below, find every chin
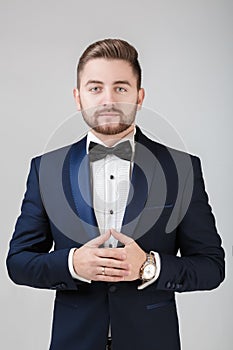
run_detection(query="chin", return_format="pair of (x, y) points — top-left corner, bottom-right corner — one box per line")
(94, 123), (131, 135)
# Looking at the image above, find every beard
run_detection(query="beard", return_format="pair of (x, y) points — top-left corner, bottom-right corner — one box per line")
(80, 102), (138, 135)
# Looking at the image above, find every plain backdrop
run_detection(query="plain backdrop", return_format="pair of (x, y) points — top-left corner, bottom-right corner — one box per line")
(1, 0), (232, 349)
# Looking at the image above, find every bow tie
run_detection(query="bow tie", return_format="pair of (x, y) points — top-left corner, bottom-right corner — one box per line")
(88, 140), (132, 162)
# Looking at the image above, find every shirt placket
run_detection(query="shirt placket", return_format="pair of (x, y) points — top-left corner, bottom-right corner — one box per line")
(104, 155), (117, 247)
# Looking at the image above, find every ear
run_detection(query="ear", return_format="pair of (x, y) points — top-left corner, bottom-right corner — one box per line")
(73, 88), (81, 110)
(137, 88), (145, 111)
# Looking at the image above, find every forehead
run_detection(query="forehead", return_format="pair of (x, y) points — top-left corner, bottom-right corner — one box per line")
(79, 58), (136, 85)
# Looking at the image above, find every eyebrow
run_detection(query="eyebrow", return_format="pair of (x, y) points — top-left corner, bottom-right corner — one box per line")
(85, 80), (103, 86)
(85, 80), (132, 87)
(113, 80), (132, 86)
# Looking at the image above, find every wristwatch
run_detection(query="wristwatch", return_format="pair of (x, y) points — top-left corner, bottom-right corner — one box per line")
(139, 252), (157, 281)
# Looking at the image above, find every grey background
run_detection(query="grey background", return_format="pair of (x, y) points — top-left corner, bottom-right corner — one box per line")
(1, 0), (232, 349)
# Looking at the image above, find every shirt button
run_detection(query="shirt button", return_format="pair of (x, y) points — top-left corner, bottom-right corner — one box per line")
(109, 210), (114, 215)
(110, 175), (114, 180)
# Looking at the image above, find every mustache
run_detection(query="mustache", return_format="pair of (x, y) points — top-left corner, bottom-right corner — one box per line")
(94, 106), (123, 117)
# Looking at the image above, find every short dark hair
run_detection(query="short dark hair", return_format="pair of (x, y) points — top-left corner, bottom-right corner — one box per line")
(76, 38), (142, 90)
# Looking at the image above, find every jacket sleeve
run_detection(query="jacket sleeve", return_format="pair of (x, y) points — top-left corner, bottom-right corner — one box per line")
(155, 156), (225, 292)
(6, 158), (80, 291)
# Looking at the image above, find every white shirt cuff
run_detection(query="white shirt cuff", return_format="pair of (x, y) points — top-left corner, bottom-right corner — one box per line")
(137, 251), (161, 290)
(68, 248), (92, 283)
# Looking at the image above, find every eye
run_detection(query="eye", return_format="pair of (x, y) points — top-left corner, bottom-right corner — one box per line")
(89, 86), (102, 93)
(116, 87), (127, 93)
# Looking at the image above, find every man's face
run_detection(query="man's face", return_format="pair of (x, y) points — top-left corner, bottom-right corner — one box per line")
(73, 58), (145, 135)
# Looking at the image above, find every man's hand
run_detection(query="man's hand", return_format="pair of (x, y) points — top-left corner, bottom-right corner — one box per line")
(110, 229), (146, 281)
(73, 229), (146, 282)
(73, 230), (130, 282)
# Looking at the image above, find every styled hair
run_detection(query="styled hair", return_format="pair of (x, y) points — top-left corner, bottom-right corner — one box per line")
(76, 38), (142, 90)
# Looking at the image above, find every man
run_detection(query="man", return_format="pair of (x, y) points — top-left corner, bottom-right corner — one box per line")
(7, 39), (225, 350)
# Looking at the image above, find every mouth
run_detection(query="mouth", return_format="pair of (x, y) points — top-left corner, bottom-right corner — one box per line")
(97, 113), (121, 117)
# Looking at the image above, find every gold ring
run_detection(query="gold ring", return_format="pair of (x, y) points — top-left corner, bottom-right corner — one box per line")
(102, 267), (105, 275)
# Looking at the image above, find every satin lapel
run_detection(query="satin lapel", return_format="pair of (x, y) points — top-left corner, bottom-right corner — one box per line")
(69, 137), (99, 239)
(121, 128), (157, 239)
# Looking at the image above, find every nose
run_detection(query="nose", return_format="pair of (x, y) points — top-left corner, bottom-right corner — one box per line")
(100, 88), (116, 106)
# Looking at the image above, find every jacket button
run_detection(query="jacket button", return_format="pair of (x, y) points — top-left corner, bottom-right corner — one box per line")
(109, 285), (117, 293)
(51, 283), (67, 290)
(166, 281), (171, 289)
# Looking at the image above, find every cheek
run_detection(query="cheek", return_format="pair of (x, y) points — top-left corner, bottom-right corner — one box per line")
(117, 99), (138, 113)
(125, 93), (141, 106)
(80, 93), (101, 109)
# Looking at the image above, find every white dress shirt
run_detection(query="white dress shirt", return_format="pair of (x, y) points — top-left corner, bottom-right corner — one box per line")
(68, 127), (161, 289)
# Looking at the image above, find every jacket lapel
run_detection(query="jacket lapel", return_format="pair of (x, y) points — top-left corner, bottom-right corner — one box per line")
(121, 127), (158, 239)
(69, 137), (99, 240)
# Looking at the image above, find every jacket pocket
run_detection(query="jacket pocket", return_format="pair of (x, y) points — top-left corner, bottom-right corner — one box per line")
(146, 299), (174, 310)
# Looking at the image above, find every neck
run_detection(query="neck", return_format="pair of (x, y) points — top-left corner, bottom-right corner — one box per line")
(91, 124), (135, 147)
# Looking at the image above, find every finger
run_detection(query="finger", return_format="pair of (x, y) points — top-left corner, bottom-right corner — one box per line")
(97, 247), (126, 260)
(97, 258), (130, 270)
(110, 228), (134, 245)
(101, 266), (130, 277)
(94, 275), (126, 282)
(85, 230), (111, 248)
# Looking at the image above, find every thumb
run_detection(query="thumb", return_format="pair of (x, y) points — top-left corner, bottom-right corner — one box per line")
(86, 230), (111, 248)
(110, 228), (133, 245)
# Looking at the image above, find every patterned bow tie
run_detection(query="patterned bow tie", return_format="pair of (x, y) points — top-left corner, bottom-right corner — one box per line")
(88, 140), (132, 162)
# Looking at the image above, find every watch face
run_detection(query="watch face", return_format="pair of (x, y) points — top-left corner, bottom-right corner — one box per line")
(143, 264), (156, 280)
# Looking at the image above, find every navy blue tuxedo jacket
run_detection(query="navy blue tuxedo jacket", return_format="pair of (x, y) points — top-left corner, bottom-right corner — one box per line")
(7, 127), (225, 350)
